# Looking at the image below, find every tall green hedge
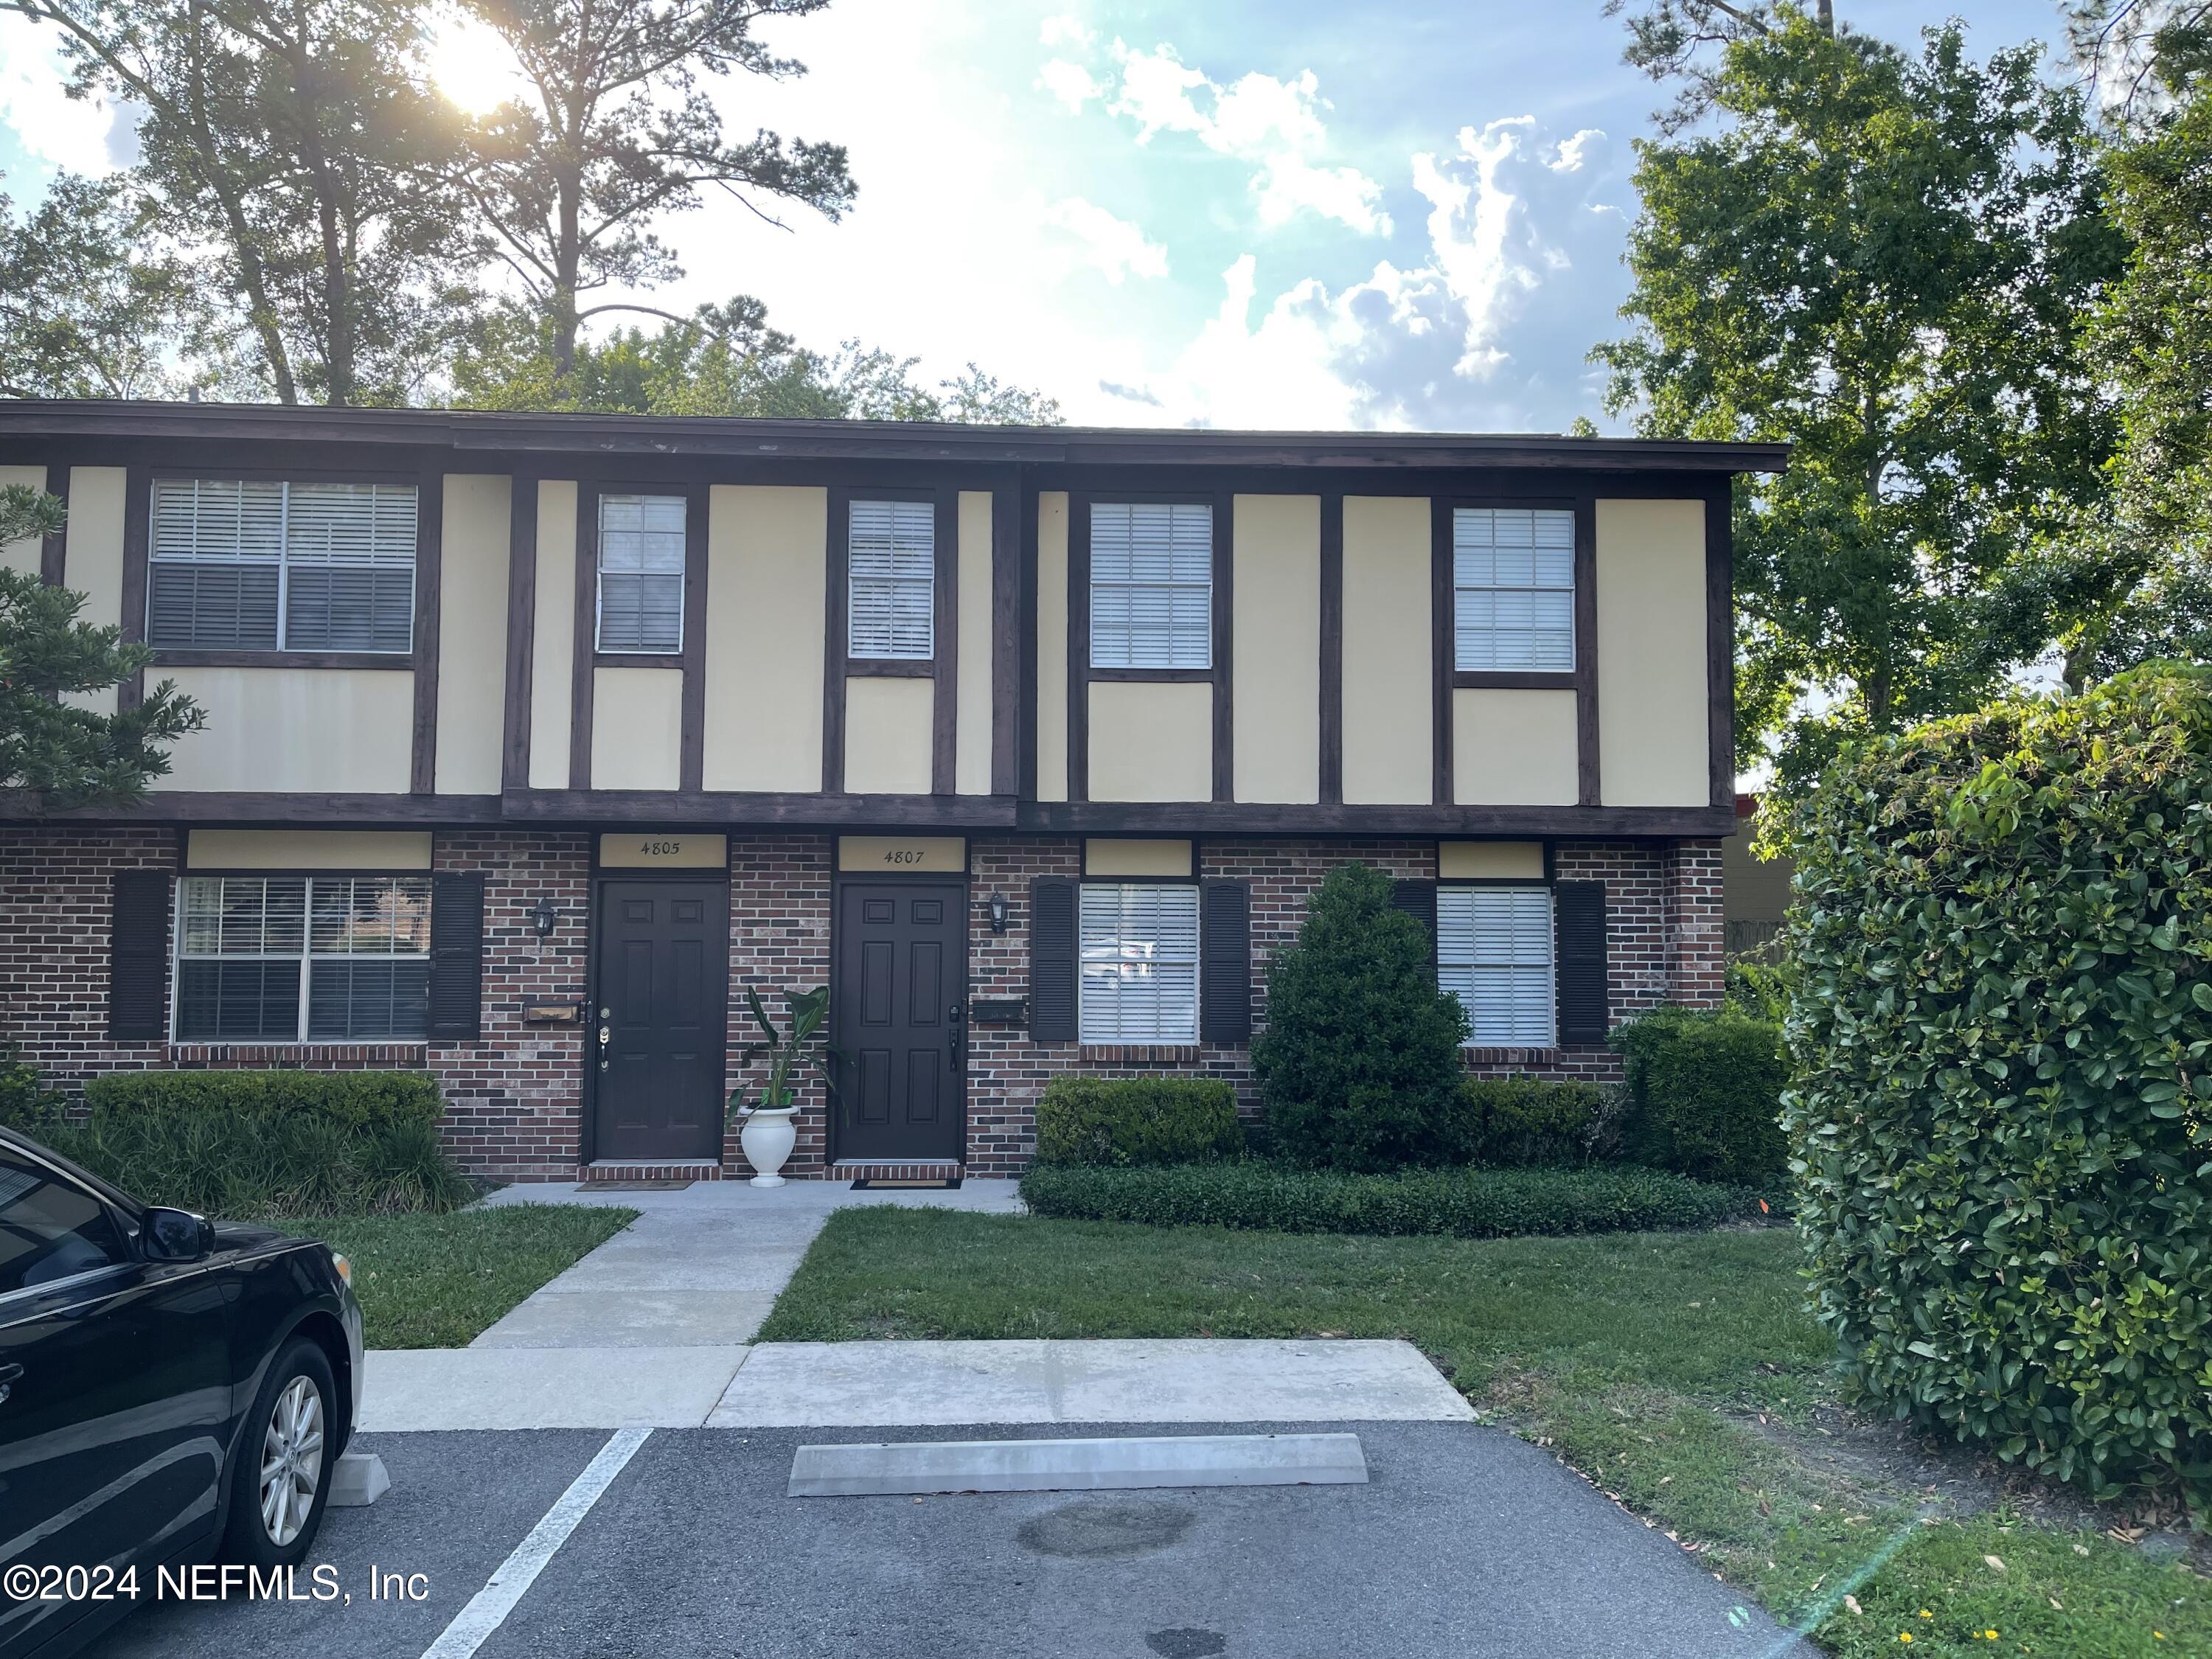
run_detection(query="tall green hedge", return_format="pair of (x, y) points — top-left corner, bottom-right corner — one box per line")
(1780, 664), (2212, 1511)
(1611, 1005), (1789, 1183)
(1034, 1077), (1243, 1166)
(83, 1070), (444, 1129)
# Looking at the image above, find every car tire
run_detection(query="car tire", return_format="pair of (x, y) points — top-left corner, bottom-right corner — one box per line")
(220, 1337), (338, 1568)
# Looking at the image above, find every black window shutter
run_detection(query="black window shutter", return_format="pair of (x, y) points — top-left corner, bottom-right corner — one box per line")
(108, 870), (171, 1040)
(1390, 879), (1438, 973)
(428, 873), (486, 1042)
(1200, 880), (1252, 1044)
(1029, 877), (1078, 1043)
(1555, 880), (1609, 1043)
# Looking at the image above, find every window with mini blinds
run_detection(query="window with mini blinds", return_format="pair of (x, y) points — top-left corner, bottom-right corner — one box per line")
(172, 875), (431, 1043)
(1453, 507), (1574, 673)
(1079, 883), (1200, 1043)
(847, 499), (936, 659)
(146, 479), (418, 653)
(596, 493), (686, 653)
(1436, 886), (1557, 1047)
(1090, 501), (1212, 669)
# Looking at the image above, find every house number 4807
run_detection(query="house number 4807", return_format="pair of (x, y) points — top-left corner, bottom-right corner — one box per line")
(881, 849), (925, 865)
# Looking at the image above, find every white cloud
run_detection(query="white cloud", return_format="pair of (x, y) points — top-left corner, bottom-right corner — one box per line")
(1041, 196), (1167, 284)
(1039, 14), (1096, 51)
(0, 15), (128, 175)
(1096, 43), (1389, 235)
(1037, 58), (1105, 111)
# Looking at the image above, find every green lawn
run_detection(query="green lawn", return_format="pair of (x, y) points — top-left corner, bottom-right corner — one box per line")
(291, 1203), (636, 1349)
(761, 1208), (2210, 1658)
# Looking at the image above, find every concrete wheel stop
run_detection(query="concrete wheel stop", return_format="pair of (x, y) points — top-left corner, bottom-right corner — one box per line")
(787, 1433), (1368, 1498)
(329, 1450), (391, 1506)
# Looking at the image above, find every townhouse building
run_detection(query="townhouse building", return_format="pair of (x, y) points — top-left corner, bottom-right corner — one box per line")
(0, 403), (1784, 1181)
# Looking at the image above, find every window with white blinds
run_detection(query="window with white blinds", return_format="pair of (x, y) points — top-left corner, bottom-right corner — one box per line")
(848, 498), (935, 659)
(1453, 507), (1574, 672)
(173, 874), (431, 1043)
(1436, 886), (1557, 1047)
(1090, 501), (1212, 669)
(597, 493), (686, 653)
(147, 478), (417, 653)
(1079, 883), (1200, 1044)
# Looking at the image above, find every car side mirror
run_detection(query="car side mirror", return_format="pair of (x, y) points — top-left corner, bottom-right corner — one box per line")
(143, 1207), (215, 1263)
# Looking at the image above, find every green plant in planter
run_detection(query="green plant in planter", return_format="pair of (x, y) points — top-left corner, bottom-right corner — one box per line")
(728, 985), (837, 1121)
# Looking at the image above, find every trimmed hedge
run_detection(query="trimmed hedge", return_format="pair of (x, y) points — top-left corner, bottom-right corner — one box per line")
(1034, 1077), (1243, 1166)
(83, 1069), (444, 1130)
(1460, 1077), (1610, 1168)
(1612, 1005), (1788, 1183)
(1019, 1159), (1759, 1239)
(1780, 664), (2212, 1510)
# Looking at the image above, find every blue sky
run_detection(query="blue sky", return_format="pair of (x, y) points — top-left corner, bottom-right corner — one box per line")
(0, 0), (2074, 429)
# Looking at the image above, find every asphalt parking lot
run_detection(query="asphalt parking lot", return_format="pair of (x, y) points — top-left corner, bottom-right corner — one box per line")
(84, 1421), (1818, 1659)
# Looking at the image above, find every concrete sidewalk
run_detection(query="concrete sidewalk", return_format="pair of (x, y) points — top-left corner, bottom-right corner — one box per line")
(468, 1175), (1022, 1348)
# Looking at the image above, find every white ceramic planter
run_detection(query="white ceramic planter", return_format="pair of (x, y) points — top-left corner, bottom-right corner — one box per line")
(738, 1105), (799, 1187)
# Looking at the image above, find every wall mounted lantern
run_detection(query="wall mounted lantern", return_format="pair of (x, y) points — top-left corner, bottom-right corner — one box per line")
(988, 891), (1010, 935)
(529, 899), (559, 940)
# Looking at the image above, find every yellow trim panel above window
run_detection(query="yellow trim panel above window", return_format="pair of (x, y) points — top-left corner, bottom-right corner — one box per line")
(1085, 838), (1194, 878)
(186, 830), (433, 871)
(1438, 841), (1545, 881)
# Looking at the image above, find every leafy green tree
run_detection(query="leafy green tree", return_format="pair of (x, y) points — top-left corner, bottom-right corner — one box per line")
(0, 174), (191, 398)
(1251, 863), (1470, 1172)
(453, 294), (1061, 422)
(13, 0), (477, 404)
(0, 488), (204, 808)
(1594, 10), (2124, 785)
(458, 0), (855, 380)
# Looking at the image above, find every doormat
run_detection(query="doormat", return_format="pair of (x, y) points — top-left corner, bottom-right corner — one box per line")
(847, 1177), (961, 1190)
(577, 1179), (694, 1192)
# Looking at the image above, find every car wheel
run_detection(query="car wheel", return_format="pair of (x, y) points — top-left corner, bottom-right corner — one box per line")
(222, 1337), (336, 1567)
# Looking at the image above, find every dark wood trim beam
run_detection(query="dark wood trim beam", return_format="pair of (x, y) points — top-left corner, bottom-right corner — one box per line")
(844, 657), (936, 678)
(409, 467), (445, 795)
(824, 485), (852, 794)
(1319, 490), (1343, 806)
(118, 465), (149, 711)
(931, 484), (959, 796)
(569, 484), (601, 790)
(990, 476), (1021, 797)
(1430, 496), (1453, 807)
(1018, 479), (1040, 802)
(678, 481), (709, 793)
(1067, 493), (1091, 804)
(1020, 799), (1739, 839)
(3, 791), (507, 825)
(1212, 488), (1234, 803)
(1574, 493), (1601, 808)
(503, 788), (1019, 828)
(1088, 666), (1213, 684)
(38, 456), (69, 586)
(152, 649), (415, 671)
(1705, 479), (1735, 811)
(502, 474), (540, 790)
(1455, 669), (1576, 691)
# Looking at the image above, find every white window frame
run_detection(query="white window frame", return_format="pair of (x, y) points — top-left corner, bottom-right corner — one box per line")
(1078, 882), (1202, 1045)
(846, 498), (936, 661)
(1453, 506), (1575, 673)
(1089, 500), (1214, 669)
(170, 874), (433, 1046)
(1436, 884), (1557, 1048)
(146, 476), (419, 655)
(594, 492), (688, 655)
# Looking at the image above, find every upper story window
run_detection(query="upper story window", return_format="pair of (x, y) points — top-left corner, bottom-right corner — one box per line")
(1436, 886), (1556, 1048)
(847, 499), (935, 660)
(1453, 507), (1574, 673)
(173, 874), (432, 1043)
(1079, 883), (1200, 1044)
(596, 493), (686, 654)
(147, 478), (417, 653)
(1091, 501), (1211, 669)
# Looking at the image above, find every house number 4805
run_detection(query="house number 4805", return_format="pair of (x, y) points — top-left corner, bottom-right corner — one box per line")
(638, 841), (684, 857)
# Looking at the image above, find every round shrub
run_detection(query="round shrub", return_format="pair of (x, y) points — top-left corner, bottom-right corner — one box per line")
(1251, 863), (1470, 1170)
(1612, 1005), (1789, 1183)
(1779, 664), (2212, 1510)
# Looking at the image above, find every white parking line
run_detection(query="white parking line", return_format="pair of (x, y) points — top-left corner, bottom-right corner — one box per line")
(418, 1427), (651, 1659)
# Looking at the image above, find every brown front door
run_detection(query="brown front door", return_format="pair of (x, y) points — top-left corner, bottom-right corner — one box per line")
(832, 881), (965, 1164)
(591, 879), (728, 1161)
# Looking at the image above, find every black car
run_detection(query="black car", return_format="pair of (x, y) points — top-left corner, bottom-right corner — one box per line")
(0, 1125), (365, 1659)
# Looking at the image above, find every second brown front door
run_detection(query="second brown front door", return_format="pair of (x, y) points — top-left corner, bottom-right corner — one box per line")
(591, 879), (728, 1162)
(832, 881), (965, 1164)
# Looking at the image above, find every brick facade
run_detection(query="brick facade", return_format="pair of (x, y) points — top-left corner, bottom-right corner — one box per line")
(0, 827), (1726, 1183)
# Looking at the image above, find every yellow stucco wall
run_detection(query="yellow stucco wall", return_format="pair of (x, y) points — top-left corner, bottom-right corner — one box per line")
(156, 669), (414, 793)
(956, 490), (994, 796)
(703, 484), (827, 792)
(1452, 687), (1579, 806)
(1341, 495), (1433, 804)
(591, 667), (682, 790)
(0, 465), (45, 575)
(527, 481), (578, 790)
(60, 467), (128, 715)
(1596, 498), (1709, 807)
(1036, 493), (1069, 801)
(1232, 493), (1321, 804)
(435, 474), (510, 796)
(844, 675), (934, 795)
(1088, 681), (1211, 801)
